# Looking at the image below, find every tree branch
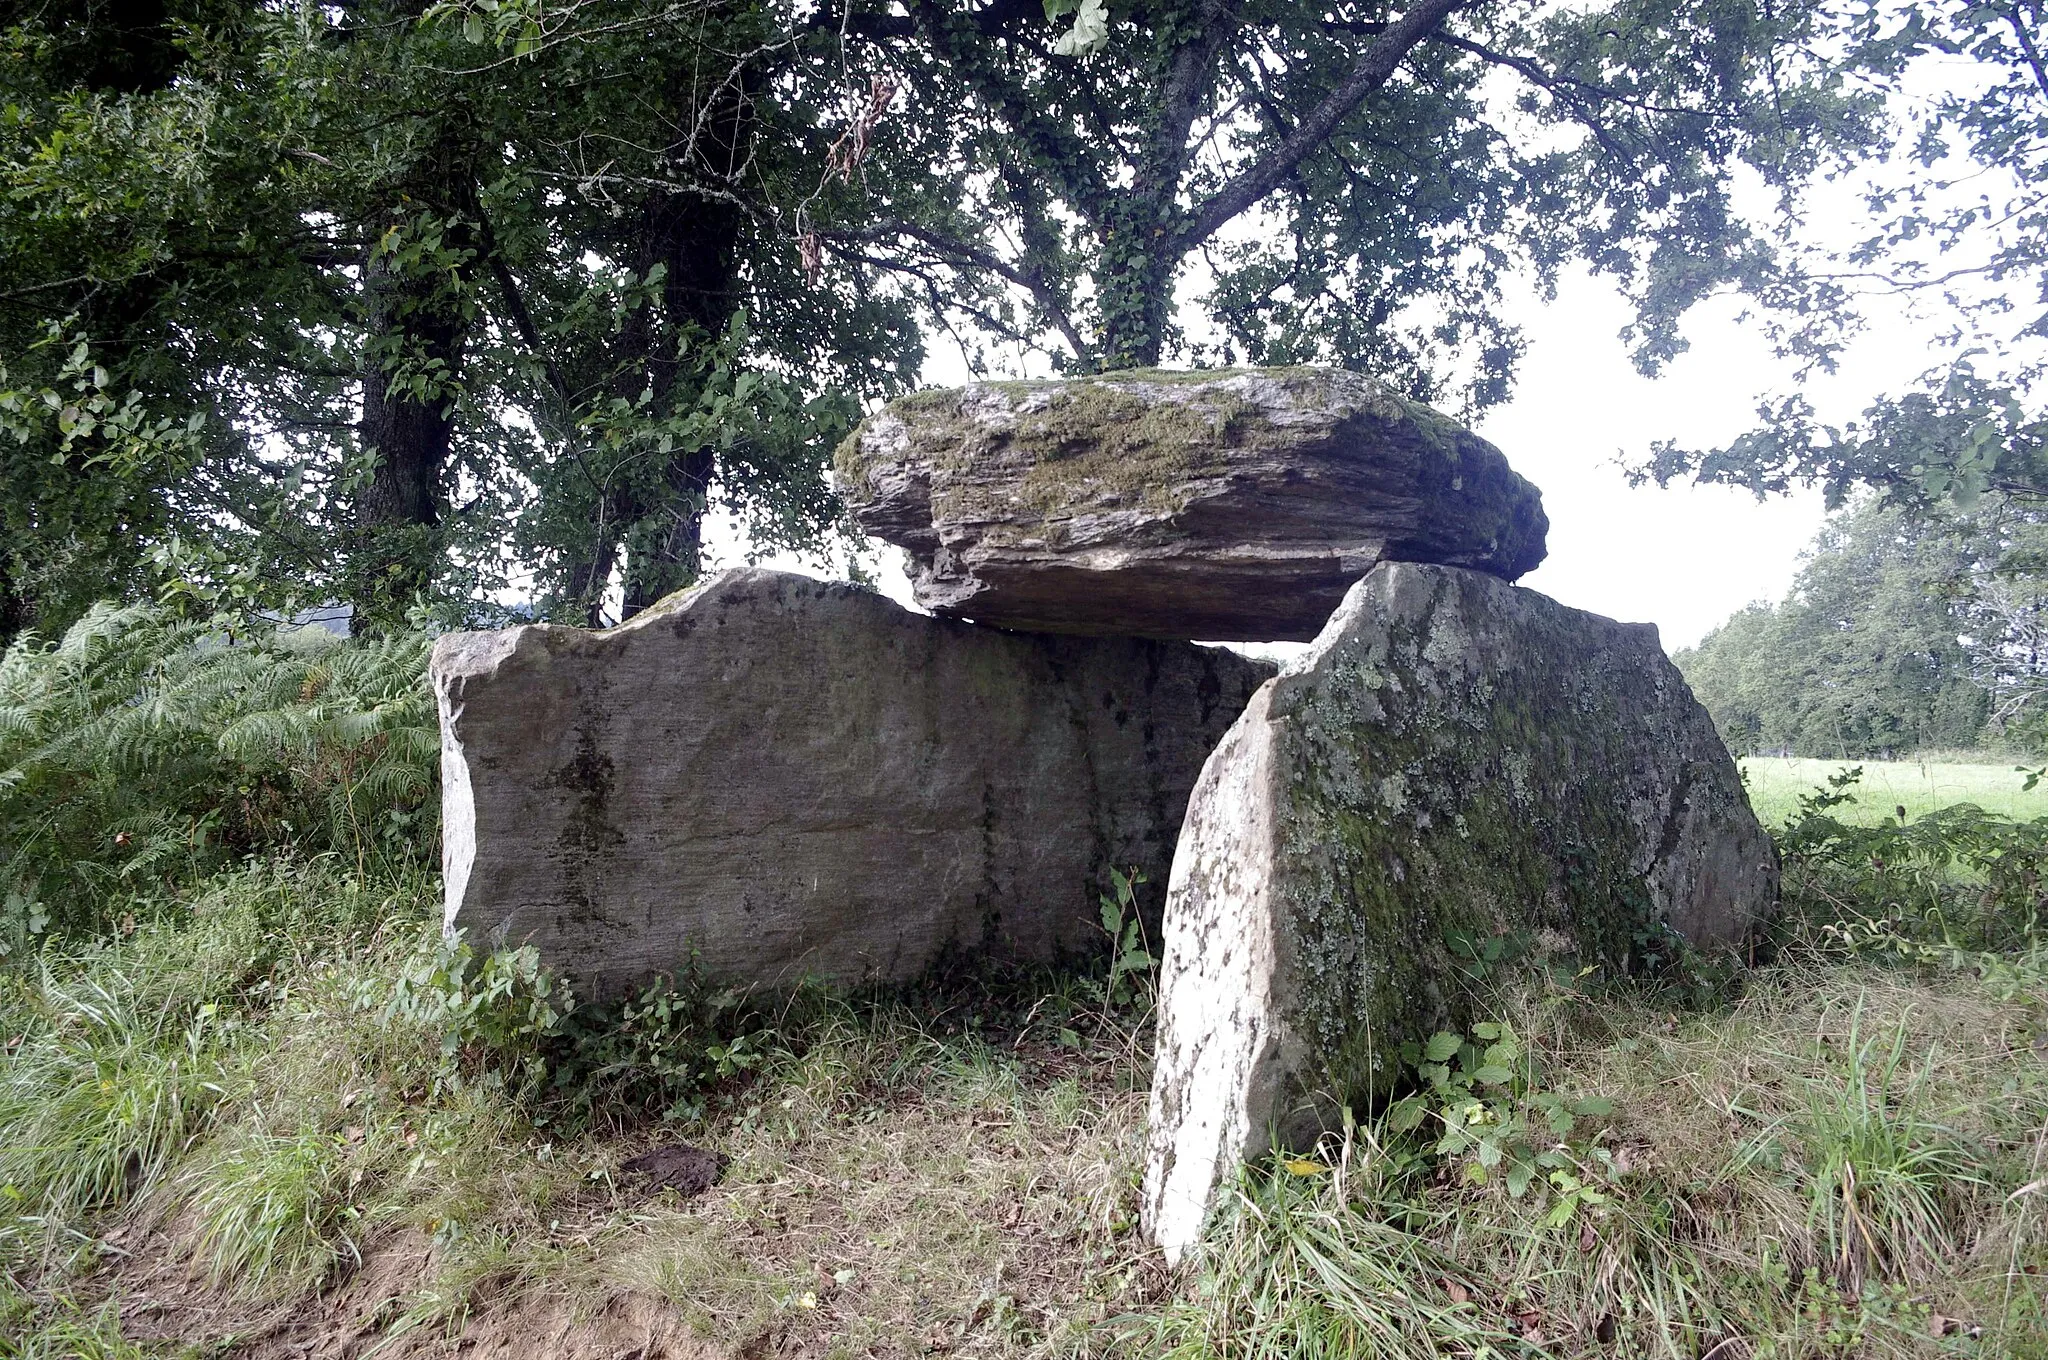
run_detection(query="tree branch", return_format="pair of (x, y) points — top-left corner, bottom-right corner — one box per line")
(1427, 32), (1636, 164)
(2010, 4), (2048, 104)
(1178, 0), (1467, 251)
(822, 218), (1091, 359)
(1131, 0), (1244, 219)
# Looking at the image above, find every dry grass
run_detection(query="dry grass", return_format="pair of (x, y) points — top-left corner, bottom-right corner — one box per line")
(402, 1015), (1159, 1359)
(603, 1045), (1148, 1354)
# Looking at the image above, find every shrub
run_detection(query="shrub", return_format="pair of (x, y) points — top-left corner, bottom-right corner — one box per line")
(1774, 765), (2048, 956)
(0, 602), (437, 949)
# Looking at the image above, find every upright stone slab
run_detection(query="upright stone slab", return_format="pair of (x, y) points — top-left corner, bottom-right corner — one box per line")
(837, 367), (1548, 641)
(1142, 563), (1776, 1262)
(434, 569), (1273, 999)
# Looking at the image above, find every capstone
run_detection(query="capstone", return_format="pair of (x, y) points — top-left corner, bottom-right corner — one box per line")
(1141, 562), (1777, 1262)
(433, 568), (1274, 999)
(836, 367), (1548, 641)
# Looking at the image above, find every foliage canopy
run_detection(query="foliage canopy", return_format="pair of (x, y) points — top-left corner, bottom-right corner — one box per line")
(1, 0), (2016, 633)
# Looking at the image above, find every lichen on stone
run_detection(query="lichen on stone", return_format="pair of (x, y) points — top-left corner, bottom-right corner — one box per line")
(1258, 566), (1773, 1108)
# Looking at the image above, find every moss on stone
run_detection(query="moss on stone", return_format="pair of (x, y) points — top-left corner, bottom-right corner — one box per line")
(1264, 567), (1752, 1107)
(830, 427), (876, 493)
(835, 367), (1543, 572)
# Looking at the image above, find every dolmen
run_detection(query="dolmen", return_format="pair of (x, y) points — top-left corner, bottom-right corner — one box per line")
(433, 365), (1776, 1265)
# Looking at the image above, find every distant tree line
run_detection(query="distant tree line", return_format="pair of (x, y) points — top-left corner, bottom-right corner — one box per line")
(1675, 494), (2048, 759)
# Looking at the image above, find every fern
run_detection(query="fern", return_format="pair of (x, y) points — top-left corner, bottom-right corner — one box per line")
(0, 604), (438, 950)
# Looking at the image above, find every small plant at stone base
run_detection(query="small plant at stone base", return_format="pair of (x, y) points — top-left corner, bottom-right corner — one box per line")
(348, 936), (570, 1102)
(1060, 866), (1156, 1049)
(1443, 928), (1528, 983)
(544, 964), (780, 1127)
(1097, 866), (1155, 1009)
(1387, 1022), (1616, 1220)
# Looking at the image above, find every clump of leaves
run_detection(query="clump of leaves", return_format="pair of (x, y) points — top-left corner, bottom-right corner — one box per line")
(1777, 765), (2048, 957)
(545, 965), (781, 1127)
(1387, 1022), (1616, 1221)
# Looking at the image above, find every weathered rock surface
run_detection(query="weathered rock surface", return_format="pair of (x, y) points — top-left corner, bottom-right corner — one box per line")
(434, 568), (1273, 999)
(1141, 563), (1776, 1262)
(836, 367), (1548, 641)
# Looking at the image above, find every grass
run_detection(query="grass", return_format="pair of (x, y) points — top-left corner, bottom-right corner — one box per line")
(1136, 963), (2048, 1359)
(0, 819), (2044, 1356)
(1742, 754), (2048, 825)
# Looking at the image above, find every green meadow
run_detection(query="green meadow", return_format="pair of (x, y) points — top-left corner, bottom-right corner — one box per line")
(1740, 755), (2048, 827)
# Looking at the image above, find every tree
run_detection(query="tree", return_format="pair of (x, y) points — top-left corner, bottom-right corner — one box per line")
(0, 0), (931, 634)
(1673, 494), (2048, 757)
(808, 0), (1886, 408)
(1639, 0), (2048, 514)
(0, 1), (346, 634)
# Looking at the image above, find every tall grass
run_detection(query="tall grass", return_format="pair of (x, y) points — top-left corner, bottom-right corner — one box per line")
(1143, 963), (2048, 1359)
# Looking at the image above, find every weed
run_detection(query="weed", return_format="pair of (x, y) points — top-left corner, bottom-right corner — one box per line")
(1386, 1021), (1616, 1215)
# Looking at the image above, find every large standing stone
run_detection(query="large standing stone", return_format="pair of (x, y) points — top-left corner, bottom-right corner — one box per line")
(434, 569), (1273, 999)
(836, 367), (1548, 641)
(1142, 563), (1776, 1262)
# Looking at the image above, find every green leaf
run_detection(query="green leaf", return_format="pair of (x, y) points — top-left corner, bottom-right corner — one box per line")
(1050, 0), (1109, 56)
(1505, 1159), (1535, 1198)
(1388, 1096), (1426, 1133)
(1423, 1032), (1462, 1063)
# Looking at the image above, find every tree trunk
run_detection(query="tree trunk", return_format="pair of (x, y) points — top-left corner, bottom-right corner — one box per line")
(354, 196), (474, 626)
(1092, 221), (1178, 371)
(616, 72), (751, 619)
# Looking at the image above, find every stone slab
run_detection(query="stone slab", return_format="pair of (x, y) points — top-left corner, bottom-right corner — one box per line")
(433, 569), (1274, 999)
(1141, 562), (1777, 1262)
(837, 367), (1548, 641)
